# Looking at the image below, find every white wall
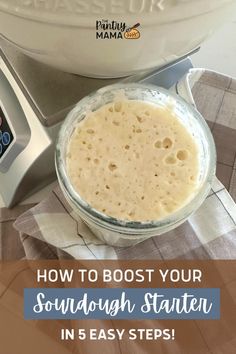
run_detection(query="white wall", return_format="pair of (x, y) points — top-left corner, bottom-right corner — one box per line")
(192, 19), (236, 77)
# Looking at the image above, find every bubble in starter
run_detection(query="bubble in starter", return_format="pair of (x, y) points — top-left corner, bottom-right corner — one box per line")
(165, 154), (177, 165)
(114, 102), (122, 112)
(177, 150), (189, 161)
(155, 141), (162, 149)
(108, 163), (118, 172)
(87, 129), (95, 134)
(163, 137), (173, 149)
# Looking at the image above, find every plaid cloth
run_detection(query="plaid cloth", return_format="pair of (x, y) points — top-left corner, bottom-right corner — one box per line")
(1, 70), (236, 260)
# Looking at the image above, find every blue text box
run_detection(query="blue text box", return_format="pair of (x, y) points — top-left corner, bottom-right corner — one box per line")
(24, 288), (220, 320)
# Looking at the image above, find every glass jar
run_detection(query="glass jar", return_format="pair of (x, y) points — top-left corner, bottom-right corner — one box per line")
(55, 83), (216, 247)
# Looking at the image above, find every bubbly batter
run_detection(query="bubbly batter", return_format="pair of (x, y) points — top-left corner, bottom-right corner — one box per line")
(66, 100), (199, 221)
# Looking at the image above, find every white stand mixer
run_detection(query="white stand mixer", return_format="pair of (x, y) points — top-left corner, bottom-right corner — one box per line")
(1, 0), (236, 207)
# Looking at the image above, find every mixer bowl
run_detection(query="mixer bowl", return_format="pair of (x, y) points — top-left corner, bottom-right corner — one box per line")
(0, 0), (236, 78)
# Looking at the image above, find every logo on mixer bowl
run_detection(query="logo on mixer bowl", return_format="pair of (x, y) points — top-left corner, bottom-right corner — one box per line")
(96, 20), (141, 40)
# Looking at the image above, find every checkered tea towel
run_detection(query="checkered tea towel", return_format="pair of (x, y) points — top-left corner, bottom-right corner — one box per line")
(12, 178), (236, 260)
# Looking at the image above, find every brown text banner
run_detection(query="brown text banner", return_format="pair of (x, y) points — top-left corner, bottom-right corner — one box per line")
(0, 260), (235, 354)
